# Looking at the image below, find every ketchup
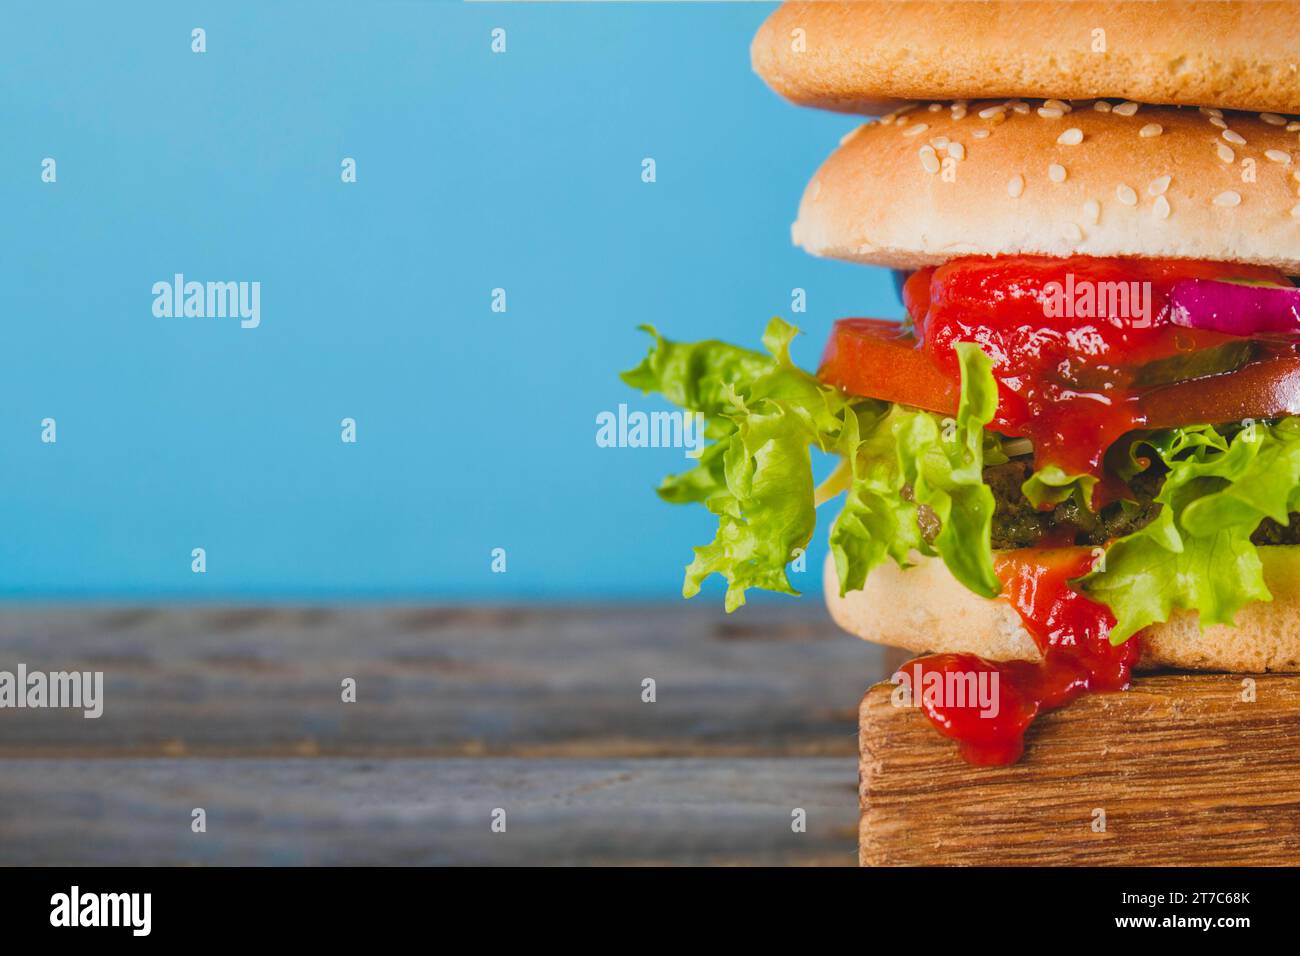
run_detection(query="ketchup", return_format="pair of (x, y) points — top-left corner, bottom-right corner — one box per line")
(899, 548), (1140, 765)
(904, 256), (1287, 505)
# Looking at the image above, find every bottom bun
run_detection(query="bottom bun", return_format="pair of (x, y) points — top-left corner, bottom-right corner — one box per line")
(822, 548), (1300, 673)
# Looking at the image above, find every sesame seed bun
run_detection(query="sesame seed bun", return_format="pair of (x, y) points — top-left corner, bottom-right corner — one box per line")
(793, 101), (1300, 272)
(821, 550), (1300, 673)
(753, 1), (1300, 117)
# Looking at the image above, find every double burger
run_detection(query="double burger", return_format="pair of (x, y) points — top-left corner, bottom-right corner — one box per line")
(623, 1), (1300, 763)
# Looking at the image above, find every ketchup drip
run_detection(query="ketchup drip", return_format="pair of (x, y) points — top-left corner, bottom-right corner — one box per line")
(901, 548), (1140, 765)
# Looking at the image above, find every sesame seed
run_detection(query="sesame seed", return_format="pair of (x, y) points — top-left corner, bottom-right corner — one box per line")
(886, 106), (918, 125)
(920, 147), (940, 174)
(1148, 174), (1171, 195)
(1010, 101), (1031, 115)
(1139, 123), (1163, 138)
(947, 141), (966, 160)
(973, 129), (991, 139)
(1062, 223), (1084, 242)
(1057, 128), (1084, 145)
(1213, 190), (1242, 208)
(931, 135), (950, 148)
(1223, 129), (1247, 145)
(1216, 143), (1236, 163)
(1083, 199), (1101, 224)
(879, 115), (896, 126)
(1048, 163), (1067, 182)
(1209, 117), (1228, 129)
(928, 103), (943, 112)
(1037, 107), (1065, 119)
(1200, 107), (1223, 119)
(1261, 113), (1287, 126)
(1093, 100), (1112, 113)
(978, 105), (1006, 119)
(896, 115), (910, 126)
(1265, 149), (1292, 165)
(951, 106), (968, 120)
(1113, 101), (1140, 116)
(1153, 195), (1171, 219)
(1288, 122), (1300, 132)
(1008, 174), (1025, 198)
(902, 123), (929, 137)
(1044, 99), (1071, 114)
(1116, 184), (1138, 206)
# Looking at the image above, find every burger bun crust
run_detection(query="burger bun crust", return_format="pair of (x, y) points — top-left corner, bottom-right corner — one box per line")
(753, 1), (1300, 117)
(794, 101), (1300, 272)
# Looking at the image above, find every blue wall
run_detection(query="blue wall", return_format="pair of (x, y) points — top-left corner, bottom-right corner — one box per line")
(0, 2), (899, 601)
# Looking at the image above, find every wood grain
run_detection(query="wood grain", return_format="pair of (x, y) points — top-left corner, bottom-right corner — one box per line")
(0, 603), (883, 757)
(0, 757), (857, 866)
(859, 673), (1300, 866)
(0, 604), (879, 865)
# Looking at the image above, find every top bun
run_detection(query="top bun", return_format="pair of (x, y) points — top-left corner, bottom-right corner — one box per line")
(753, 1), (1300, 116)
(793, 101), (1300, 271)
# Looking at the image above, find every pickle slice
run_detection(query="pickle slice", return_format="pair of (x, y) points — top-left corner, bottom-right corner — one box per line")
(1131, 339), (1257, 387)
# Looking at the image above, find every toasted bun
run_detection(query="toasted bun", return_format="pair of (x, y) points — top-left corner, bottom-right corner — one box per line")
(793, 101), (1300, 271)
(753, 1), (1300, 117)
(822, 550), (1300, 673)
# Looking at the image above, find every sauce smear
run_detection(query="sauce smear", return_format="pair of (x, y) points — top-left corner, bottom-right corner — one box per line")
(900, 548), (1140, 764)
(903, 256), (1288, 504)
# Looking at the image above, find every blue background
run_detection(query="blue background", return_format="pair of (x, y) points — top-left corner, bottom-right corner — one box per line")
(0, 1), (898, 601)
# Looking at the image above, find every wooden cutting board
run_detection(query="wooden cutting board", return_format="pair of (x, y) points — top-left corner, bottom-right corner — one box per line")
(859, 673), (1300, 866)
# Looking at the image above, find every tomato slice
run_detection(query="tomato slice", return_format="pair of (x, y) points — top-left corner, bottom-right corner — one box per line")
(817, 318), (957, 415)
(820, 317), (1300, 436)
(1141, 356), (1300, 427)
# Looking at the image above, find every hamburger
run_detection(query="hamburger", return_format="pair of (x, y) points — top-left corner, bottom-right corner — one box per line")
(622, 1), (1300, 764)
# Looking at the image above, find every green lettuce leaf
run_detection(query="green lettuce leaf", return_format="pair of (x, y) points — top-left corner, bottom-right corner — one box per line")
(1022, 464), (1097, 512)
(828, 403), (927, 594)
(1078, 418), (1300, 642)
(924, 342), (1002, 596)
(622, 319), (850, 610)
(841, 342), (1000, 598)
(622, 321), (1001, 610)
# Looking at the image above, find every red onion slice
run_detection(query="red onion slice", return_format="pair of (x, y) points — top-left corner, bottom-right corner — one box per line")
(1169, 278), (1300, 336)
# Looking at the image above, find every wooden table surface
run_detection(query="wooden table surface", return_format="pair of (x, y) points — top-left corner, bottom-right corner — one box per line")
(0, 603), (886, 865)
